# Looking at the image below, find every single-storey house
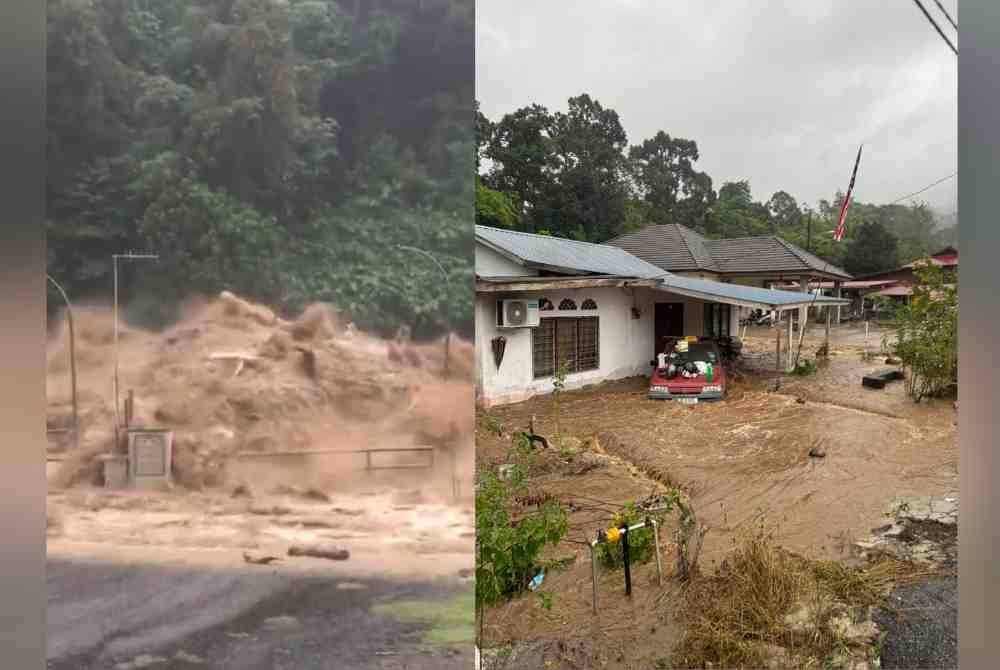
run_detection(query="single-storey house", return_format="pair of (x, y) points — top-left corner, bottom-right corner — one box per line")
(606, 223), (854, 324)
(475, 225), (849, 407)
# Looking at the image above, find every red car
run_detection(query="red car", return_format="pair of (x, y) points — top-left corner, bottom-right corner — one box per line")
(648, 338), (726, 402)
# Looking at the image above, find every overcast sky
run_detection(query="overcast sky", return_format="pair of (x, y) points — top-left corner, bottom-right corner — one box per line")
(476, 0), (958, 215)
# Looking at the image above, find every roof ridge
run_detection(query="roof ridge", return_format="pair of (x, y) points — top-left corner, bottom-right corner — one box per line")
(771, 235), (851, 277)
(672, 224), (702, 270)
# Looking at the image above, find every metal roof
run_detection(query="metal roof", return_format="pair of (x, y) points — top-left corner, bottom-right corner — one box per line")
(476, 225), (665, 278)
(476, 225), (850, 309)
(655, 274), (851, 310)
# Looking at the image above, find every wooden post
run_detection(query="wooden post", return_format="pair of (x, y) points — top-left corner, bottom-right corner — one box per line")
(786, 311), (794, 372)
(834, 281), (843, 325)
(824, 306), (831, 355)
(776, 326), (782, 374)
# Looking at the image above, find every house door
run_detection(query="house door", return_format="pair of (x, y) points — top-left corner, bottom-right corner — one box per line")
(654, 302), (684, 357)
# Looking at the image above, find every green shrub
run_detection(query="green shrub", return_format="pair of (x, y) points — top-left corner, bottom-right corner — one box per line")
(887, 262), (957, 402)
(475, 470), (568, 608)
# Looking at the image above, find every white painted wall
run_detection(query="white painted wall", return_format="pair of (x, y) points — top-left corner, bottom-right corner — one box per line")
(476, 285), (733, 406)
(475, 243), (535, 278)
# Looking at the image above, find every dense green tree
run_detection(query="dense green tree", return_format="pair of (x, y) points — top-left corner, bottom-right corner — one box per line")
(476, 182), (519, 229)
(47, 0), (475, 338)
(628, 131), (713, 228)
(476, 93), (956, 273)
(766, 191), (801, 232)
(843, 221), (899, 276)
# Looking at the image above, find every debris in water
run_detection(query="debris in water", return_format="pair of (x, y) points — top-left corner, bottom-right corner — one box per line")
(287, 544), (350, 561)
(231, 484), (253, 499)
(243, 552), (281, 565)
(302, 488), (331, 503)
(249, 504), (292, 516)
(295, 346), (318, 379)
(808, 447), (826, 458)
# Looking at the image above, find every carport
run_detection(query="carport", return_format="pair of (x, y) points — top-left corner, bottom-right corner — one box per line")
(630, 274), (851, 372)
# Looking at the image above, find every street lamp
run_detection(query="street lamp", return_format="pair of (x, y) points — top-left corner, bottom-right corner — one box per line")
(47, 275), (78, 451)
(396, 244), (452, 379)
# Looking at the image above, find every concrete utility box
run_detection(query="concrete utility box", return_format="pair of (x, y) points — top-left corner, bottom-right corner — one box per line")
(100, 454), (128, 489)
(127, 429), (173, 490)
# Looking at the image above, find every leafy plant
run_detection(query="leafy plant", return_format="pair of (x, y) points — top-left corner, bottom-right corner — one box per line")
(887, 262), (957, 402)
(482, 414), (503, 436)
(536, 590), (553, 611)
(475, 470), (568, 609)
(596, 501), (669, 570)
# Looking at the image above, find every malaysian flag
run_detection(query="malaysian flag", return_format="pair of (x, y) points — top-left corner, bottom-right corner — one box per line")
(833, 144), (863, 242)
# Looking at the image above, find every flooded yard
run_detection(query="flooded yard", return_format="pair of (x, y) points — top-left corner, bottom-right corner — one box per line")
(477, 322), (957, 666)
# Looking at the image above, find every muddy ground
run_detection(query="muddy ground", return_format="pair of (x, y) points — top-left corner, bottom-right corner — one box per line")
(477, 322), (957, 667)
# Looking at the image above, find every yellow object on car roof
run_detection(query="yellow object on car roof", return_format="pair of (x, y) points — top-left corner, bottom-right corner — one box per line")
(685, 335), (698, 343)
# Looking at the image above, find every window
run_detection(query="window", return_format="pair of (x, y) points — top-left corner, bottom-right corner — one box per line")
(703, 303), (731, 337)
(532, 317), (599, 378)
(558, 298), (577, 310)
(581, 298), (598, 310)
(538, 298), (554, 311)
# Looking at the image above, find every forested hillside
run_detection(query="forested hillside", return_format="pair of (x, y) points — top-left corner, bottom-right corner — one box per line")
(476, 95), (957, 276)
(47, 0), (474, 337)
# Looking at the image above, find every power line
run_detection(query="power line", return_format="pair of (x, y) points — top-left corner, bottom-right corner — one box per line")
(912, 0), (957, 54)
(888, 172), (957, 204)
(931, 0), (958, 31)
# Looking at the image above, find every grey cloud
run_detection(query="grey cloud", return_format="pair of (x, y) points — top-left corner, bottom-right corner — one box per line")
(477, 0), (957, 212)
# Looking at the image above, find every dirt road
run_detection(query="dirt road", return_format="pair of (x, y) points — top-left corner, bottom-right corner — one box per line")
(48, 557), (471, 669)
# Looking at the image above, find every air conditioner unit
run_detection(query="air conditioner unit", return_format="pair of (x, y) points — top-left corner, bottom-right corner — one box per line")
(496, 299), (541, 328)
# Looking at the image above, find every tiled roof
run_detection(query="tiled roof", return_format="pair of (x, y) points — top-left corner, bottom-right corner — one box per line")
(607, 224), (852, 279)
(702, 236), (851, 278)
(607, 224), (719, 272)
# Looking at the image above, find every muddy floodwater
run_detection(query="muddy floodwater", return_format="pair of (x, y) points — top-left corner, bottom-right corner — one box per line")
(479, 323), (958, 568)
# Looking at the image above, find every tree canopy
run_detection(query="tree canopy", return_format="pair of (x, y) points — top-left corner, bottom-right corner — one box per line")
(48, 0), (474, 338)
(477, 94), (957, 273)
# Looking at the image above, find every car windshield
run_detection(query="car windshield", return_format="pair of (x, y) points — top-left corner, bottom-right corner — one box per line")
(667, 342), (717, 365)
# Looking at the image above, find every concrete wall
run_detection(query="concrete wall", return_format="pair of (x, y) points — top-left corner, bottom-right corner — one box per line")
(677, 270), (722, 282)
(476, 285), (735, 407)
(475, 243), (534, 278)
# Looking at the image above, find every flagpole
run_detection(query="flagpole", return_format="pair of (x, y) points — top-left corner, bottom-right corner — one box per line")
(791, 144), (862, 371)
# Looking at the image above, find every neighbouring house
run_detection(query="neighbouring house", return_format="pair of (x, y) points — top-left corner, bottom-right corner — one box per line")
(475, 225), (849, 407)
(775, 246), (958, 316)
(606, 224), (853, 325)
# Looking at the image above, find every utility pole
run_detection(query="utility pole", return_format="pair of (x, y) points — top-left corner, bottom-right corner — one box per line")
(112, 252), (158, 446)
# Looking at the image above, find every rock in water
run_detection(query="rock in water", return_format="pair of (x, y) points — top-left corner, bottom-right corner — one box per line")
(809, 447), (826, 458)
